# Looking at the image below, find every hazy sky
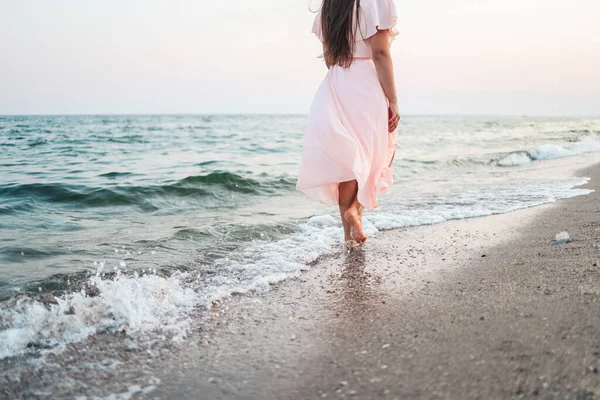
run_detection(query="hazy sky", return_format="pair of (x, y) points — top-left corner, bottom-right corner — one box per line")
(0, 0), (598, 115)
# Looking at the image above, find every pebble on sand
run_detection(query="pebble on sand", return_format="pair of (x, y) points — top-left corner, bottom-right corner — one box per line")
(551, 231), (571, 244)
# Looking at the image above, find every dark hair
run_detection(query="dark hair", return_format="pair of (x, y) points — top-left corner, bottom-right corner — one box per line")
(321, 0), (360, 68)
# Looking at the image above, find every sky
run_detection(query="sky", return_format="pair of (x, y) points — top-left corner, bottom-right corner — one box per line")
(0, 0), (598, 116)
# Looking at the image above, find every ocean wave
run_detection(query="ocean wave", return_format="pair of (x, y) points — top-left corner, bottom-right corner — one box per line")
(497, 135), (600, 167)
(98, 172), (137, 179)
(0, 268), (198, 359)
(0, 172), (297, 211)
(0, 215), (343, 360)
(424, 135), (600, 169)
(179, 172), (260, 193)
(0, 183), (149, 208)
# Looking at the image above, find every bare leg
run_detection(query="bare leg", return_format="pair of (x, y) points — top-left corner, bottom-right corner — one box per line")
(339, 209), (351, 242)
(338, 181), (356, 242)
(358, 204), (365, 234)
(338, 180), (367, 246)
(346, 194), (367, 244)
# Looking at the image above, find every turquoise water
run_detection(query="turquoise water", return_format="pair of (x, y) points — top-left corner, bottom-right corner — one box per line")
(1, 114), (599, 359)
(1, 115), (302, 298)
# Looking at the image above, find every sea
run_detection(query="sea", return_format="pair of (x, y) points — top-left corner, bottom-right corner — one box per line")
(1, 114), (599, 361)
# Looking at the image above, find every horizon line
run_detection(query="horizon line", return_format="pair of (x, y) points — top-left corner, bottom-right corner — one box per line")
(1, 113), (599, 118)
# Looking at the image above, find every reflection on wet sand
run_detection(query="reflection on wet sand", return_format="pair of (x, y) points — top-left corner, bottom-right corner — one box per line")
(333, 248), (385, 315)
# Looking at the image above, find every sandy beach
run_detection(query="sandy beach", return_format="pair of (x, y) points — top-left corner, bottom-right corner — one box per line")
(2, 162), (600, 399)
(143, 163), (600, 399)
(2, 0), (599, 397)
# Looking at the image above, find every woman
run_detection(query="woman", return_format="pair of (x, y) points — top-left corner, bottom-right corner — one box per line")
(297, 0), (400, 247)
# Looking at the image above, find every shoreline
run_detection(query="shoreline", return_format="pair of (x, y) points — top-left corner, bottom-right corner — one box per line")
(2, 163), (600, 399)
(146, 163), (600, 399)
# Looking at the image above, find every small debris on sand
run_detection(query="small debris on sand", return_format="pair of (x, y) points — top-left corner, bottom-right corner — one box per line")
(551, 231), (571, 244)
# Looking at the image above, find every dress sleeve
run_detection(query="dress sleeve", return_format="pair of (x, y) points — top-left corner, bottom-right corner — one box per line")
(311, 11), (325, 42)
(357, 0), (399, 42)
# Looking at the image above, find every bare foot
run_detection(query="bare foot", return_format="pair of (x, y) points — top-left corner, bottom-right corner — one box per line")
(344, 207), (367, 245)
(345, 239), (363, 250)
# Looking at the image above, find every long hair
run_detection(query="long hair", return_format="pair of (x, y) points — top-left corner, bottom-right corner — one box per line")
(321, 0), (360, 68)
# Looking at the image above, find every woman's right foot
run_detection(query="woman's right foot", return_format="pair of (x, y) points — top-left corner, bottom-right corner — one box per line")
(344, 207), (367, 244)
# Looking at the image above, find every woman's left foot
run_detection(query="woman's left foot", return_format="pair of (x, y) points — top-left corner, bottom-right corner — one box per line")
(345, 239), (364, 250)
(344, 208), (367, 244)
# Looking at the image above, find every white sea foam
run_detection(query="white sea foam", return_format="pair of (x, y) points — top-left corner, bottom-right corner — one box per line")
(95, 383), (158, 400)
(0, 218), (346, 360)
(497, 135), (600, 167)
(367, 178), (592, 231)
(497, 152), (532, 167)
(0, 271), (197, 359)
(196, 215), (344, 303)
(533, 136), (600, 160)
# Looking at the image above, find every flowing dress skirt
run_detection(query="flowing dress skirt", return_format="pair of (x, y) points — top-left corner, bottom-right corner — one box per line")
(296, 59), (398, 210)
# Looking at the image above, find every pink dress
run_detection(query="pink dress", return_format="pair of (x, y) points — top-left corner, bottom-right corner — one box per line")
(296, 0), (399, 210)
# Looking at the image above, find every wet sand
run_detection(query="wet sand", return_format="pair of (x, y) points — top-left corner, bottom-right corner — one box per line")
(150, 164), (600, 400)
